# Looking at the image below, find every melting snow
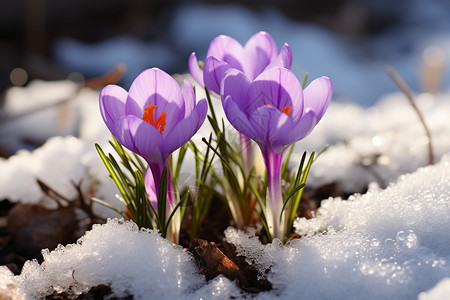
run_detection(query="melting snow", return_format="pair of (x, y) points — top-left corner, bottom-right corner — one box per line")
(1, 77), (450, 299)
(1, 154), (449, 299)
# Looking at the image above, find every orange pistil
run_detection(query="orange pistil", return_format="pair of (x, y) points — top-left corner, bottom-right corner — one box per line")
(263, 104), (292, 116)
(142, 101), (167, 134)
(281, 106), (291, 116)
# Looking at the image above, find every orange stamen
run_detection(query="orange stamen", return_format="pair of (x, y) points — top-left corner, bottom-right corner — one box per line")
(281, 106), (291, 116)
(142, 101), (167, 134)
(263, 104), (291, 116)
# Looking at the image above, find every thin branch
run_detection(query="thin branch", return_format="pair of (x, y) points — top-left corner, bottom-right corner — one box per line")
(385, 66), (434, 164)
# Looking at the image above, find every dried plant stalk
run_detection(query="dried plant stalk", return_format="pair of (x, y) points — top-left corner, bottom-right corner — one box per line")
(386, 65), (434, 165)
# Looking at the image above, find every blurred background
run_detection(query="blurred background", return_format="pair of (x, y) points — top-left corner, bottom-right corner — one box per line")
(1, 0), (450, 105)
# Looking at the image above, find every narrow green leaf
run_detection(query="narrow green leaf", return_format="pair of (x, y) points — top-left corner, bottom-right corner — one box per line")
(280, 183), (305, 222)
(91, 197), (128, 218)
(157, 167), (168, 236)
(249, 183), (266, 210)
(301, 72), (309, 88)
(174, 143), (188, 180)
(205, 87), (218, 125)
(95, 144), (128, 201)
(286, 151), (315, 238)
(165, 189), (189, 231)
(281, 144), (295, 180)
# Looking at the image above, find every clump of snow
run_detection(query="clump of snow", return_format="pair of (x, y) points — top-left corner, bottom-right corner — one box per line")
(419, 278), (450, 300)
(3, 145), (450, 300)
(0, 79), (106, 154)
(5, 219), (205, 299)
(224, 225), (282, 277)
(297, 92), (450, 193)
(190, 276), (244, 299)
(288, 153), (450, 299)
(0, 135), (120, 217)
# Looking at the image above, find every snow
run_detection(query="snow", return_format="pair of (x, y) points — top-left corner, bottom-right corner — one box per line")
(296, 92), (450, 193)
(1, 68), (450, 300)
(1, 154), (449, 299)
(419, 278), (450, 300)
(0, 219), (204, 300)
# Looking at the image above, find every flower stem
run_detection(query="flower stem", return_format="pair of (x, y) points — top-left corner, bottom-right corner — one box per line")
(240, 133), (254, 177)
(262, 148), (285, 239)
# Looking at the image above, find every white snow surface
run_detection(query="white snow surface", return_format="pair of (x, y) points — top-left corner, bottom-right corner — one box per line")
(300, 92), (450, 193)
(1, 154), (449, 299)
(1, 76), (450, 299)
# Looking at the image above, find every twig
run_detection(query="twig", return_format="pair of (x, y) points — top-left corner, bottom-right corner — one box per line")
(385, 66), (434, 164)
(36, 179), (71, 208)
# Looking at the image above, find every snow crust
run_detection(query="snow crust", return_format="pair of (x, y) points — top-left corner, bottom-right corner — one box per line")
(1, 77), (450, 299)
(2, 155), (449, 299)
(419, 278), (450, 300)
(300, 92), (450, 193)
(0, 219), (204, 300)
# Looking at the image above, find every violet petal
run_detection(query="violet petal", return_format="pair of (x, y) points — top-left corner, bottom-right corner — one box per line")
(161, 99), (208, 155)
(125, 68), (184, 133)
(222, 95), (257, 140)
(203, 56), (231, 95)
(188, 52), (204, 87)
(206, 35), (244, 69)
(303, 76), (333, 122)
(248, 105), (292, 149)
(99, 84), (128, 137)
(243, 31), (278, 79)
(221, 68), (252, 114)
(248, 67), (303, 121)
(182, 79), (196, 118)
(116, 115), (164, 163)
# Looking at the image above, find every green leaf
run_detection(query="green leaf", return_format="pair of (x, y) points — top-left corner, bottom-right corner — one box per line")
(157, 167), (168, 236)
(301, 72), (309, 88)
(165, 189), (189, 232)
(281, 144), (295, 180)
(286, 151), (315, 239)
(95, 144), (128, 201)
(91, 197), (128, 218)
(280, 183), (305, 222)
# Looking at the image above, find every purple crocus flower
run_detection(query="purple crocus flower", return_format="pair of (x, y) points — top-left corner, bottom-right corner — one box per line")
(221, 67), (332, 239)
(189, 31), (292, 176)
(99, 68), (208, 213)
(189, 31), (292, 95)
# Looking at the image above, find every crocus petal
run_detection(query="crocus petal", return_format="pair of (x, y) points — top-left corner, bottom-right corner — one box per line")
(243, 31), (278, 79)
(265, 43), (293, 70)
(99, 84), (128, 137)
(222, 95), (258, 140)
(204, 56), (231, 94)
(248, 67), (303, 121)
(248, 105), (292, 149)
(144, 166), (158, 210)
(303, 76), (333, 122)
(116, 115), (164, 163)
(206, 35), (244, 70)
(188, 52), (204, 87)
(182, 79), (195, 118)
(221, 68), (252, 113)
(126, 68), (185, 133)
(161, 99), (208, 155)
(277, 109), (317, 146)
